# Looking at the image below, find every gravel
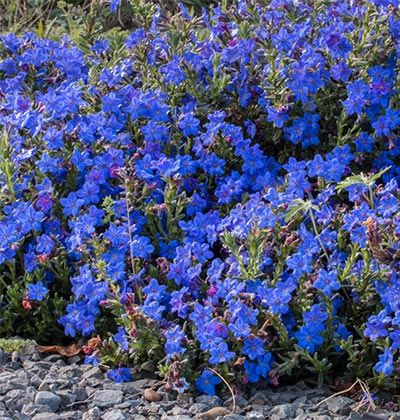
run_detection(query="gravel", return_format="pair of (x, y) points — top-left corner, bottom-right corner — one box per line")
(0, 344), (398, 420)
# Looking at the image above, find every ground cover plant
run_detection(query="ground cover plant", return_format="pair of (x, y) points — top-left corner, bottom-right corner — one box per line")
(1, 0), (400, 397)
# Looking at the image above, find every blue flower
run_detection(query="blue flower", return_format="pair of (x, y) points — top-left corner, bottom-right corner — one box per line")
(195, 370), (221, 395)
(375, 348), (393, 376)
(107, 367), (131, 383)
(27, 281), (48, 301)
(242, 337), (265, 360)
(295, 325), (324, 354)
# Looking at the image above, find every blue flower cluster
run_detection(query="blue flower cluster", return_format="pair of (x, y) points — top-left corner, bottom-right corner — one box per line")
(1, 0), (400, 392)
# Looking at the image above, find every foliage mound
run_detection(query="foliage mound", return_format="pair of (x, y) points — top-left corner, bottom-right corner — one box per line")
(1, 0), (400, 395)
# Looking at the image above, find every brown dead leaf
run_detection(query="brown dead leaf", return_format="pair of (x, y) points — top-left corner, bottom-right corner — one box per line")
(86, 336), (102, 351)
(233, 357), (245, 366)
(196, 407), (231, 420)
(37, 343), (82, 357)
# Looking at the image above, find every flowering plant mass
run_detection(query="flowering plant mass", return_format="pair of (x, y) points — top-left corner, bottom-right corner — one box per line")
(1, 0), (400, 395)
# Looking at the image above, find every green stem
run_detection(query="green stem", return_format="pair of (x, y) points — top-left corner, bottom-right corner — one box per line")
(308, 208), (330, 262)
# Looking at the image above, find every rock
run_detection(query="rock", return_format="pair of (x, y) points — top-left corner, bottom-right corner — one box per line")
(5, 389), (33, 412)
(72, 384), (88, 402)
(82, 366), (104, 380)
(67, 355), (81, 365)
(217, 415), (246, 420)
(196, 407), (232, 420)
(101, 409), (128, 420)
(245, 412), (265, 420)
(269, 403), (296, 419)
(35, 390), (62, 412)
(195, 395), (223, 407)
(171, 406), (191, 416)
(55, 390), (77, 407)
(92, 389), (124, 408)
(249, 392), (272, 406)
(163, 417), (193, 420)
(189, 403), (209, 415)
(31, 414), (60, 420)
(82, 407), (102, 420)
(60, 411), (84, 419)
(325, 396), (354, 415)
(0, 350), (6, 366)
(224, 395), (248, 410)
(21, 402), (49, 416)
(143, 388), (162, 402)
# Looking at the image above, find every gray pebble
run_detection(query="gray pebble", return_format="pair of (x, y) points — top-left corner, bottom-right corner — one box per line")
(101, 409), (127, 420)
(195, 395), (223, 407)
(325, 396), (354, 415)
(82, 407), (102, 420)
(0, 344), (399, 420)
(31, 414), (60, 420)
(245, 412), (265, 420)
(270, 403), (296, 418)
(35, 390), (62, 412)
(91, 389), (124, 408)
(189, 403), (209, 415)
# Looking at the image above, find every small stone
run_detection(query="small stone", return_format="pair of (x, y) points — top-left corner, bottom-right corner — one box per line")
(130, 378), (160, 390)
(0, 349), (7, 365)
(92, 389), (123, 408)
(325, 396), (354, 415)
(82, 407), (102, 420)
(293, 396), (308, 406)
(5, 389), (33, 411)
(143, 388), (162, 402)
(218, 415), (245, 420)
(21, 402), (49, 416)
(72, 385), (88, 402)
(11, 350), (21, 362)
(293, 415), (311, 420)
(101, 409), (127, 420)
(346, 413), (364, 420)
(21, 343), (39, 357)
(269, 403), (295, 419)
(56, 390), (77, 407)
(38, 381), (51, 392)
(31, 414), (60, 420)
(249, 392), (271, 406)
(0, 381), (12, 395)
(224, 395), (248, 410)
(195, 395), (223, 407)
(196, 407), (231, 420)
(67, 355), (81, 365)
(35, 391), (62, 412)
(245, 412), (265, 420)
(163, 417), (193, 420)
(60, 411), (84, 419)
(81, 366), (104, 380)
(189, 403), (209, 415)
(171, 406), (191, 416)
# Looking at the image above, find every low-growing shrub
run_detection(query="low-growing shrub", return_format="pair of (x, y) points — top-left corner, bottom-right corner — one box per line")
(1, 0), (400, 395)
